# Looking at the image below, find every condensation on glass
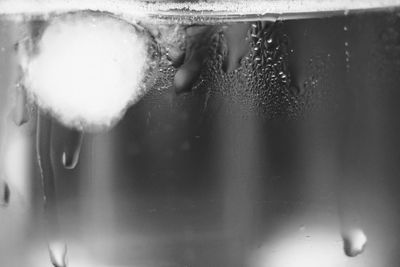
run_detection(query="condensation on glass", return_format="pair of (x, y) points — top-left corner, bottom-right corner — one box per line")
(0, 1), (400, 267)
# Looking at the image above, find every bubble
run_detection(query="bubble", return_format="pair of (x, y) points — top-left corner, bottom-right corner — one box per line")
(21, 12), (150, 131)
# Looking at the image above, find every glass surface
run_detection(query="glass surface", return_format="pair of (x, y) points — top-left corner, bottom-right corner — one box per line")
(0, 1), (400, 267)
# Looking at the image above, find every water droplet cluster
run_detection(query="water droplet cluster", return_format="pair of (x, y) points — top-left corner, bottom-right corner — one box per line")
(192, 21), (309, 119)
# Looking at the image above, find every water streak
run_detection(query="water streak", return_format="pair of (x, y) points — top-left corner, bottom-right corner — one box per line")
(36, 111), (67, 266)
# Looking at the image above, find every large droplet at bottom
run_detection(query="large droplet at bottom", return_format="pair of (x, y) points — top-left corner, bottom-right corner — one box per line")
(61, 128), (83, 170)
(49, 241), (68, 267)
(342, 228), (367, 257)
(1, 181), (10, 206)
(36, 111), (68, 266)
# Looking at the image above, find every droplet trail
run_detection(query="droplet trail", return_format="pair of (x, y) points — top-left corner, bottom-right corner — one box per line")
(37, 111), (66, 266)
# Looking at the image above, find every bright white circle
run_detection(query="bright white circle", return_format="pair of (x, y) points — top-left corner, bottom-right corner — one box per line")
(24, 13), (149, 131)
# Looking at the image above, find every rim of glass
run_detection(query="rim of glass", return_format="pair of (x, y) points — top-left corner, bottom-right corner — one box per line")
(0, 0), (400, 23)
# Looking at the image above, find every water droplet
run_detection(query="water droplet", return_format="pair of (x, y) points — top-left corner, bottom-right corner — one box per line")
(1, 182), (10, 206)
(342, 228), (367, 257)
(48, 241), (68, 267)
(267, 37), (273, 44)
(166, 48), (185, 68)
(344, 26), (348, 31)
(13, 84), (29, 126)
(37, 112), (63, 257)
(62, 130), (84, 170)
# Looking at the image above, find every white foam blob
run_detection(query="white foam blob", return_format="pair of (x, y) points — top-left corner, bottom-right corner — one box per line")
(23, 13), (149, 131)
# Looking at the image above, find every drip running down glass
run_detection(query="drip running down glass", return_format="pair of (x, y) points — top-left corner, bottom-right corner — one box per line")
(0, 1), (400, 266)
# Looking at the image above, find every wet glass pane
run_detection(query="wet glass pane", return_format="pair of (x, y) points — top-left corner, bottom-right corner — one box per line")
(0, 1), (400, 266)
